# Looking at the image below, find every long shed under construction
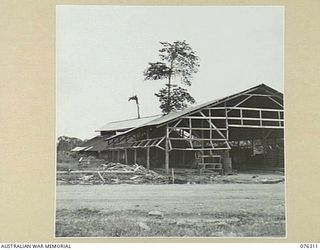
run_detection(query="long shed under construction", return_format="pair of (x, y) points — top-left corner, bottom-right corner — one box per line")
(74, 84), (284, 174)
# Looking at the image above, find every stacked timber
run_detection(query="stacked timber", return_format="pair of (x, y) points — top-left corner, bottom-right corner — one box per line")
(56, 162), (169, 185)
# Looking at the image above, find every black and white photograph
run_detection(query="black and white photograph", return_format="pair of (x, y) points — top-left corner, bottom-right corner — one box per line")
(56, 6), (285, 238)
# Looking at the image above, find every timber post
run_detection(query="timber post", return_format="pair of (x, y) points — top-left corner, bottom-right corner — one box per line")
(125, 149), (128, 165)
(146, 148), (150, 170)
(146, 130), (150, 170)
(134, 148), (137, 164)
(262, 128), (266, 167)
(165, 125), (170, 174)
(225, 101), (230, 158)
(223, 101), (232, 174)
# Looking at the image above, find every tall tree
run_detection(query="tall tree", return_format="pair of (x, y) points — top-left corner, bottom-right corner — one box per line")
(144, 40), (200, 114)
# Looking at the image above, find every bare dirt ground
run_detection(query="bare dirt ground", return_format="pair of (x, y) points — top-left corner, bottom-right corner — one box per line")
(55, 183), (286, 237)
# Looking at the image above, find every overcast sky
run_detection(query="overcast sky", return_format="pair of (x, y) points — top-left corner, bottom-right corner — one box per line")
(57, 6), (284, 140)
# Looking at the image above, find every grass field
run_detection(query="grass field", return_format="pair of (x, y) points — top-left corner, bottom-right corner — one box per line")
(55, 183), (285, 237)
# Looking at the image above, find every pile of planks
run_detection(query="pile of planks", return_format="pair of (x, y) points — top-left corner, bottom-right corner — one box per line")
(78, 155), (105, 169)
(56, 162), (169, 185)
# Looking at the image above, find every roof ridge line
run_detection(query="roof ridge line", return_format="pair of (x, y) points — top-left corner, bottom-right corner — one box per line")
(107, 114), (162, 124)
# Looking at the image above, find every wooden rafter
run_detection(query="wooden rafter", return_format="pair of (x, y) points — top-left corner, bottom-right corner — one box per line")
(227, 95), (252, 113)
(267, 96), (283, 108)
(105, 136), (166, 150)
(199, 111), (227, 139)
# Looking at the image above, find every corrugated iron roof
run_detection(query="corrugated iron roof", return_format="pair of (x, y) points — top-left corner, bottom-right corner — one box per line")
(81, 136), (104, 147)
(84, 84), (283, 151)
(142, 99), (218, 127)
(74, 136), (107, 152)
(96, 84), (282, 132)
(95, 114), (162, 132)
(141, 83), (283, 128)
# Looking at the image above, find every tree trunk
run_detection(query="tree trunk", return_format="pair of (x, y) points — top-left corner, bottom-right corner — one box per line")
(167, 76), (171, 114)
(167, 57), (174, 114)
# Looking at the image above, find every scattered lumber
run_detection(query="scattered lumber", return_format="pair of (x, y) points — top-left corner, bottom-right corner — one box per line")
(97, 171), (105, 184)
(56, 162), (169, 185)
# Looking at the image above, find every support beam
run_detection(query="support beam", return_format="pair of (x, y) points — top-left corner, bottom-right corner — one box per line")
(199, 111), (227, 139)
(165, 124), (170, 174)
(172, 119), (182, 128)
(170, 148), (227, 151)
(134, 149), (137, 164)
(259, 110), (262, 126)
(169, 127), (227, 131)
(226, 107), (283, 112)
(156, 136), (165, 146)
(209, 109), (212, 140)
(225, 102), (229, 140)
(268, 96), (283, 108)
(201, 119), (204, 162)
(146, 129), (150, 170)
(146, 147), (150, 170)
(244, 94), (278, 97)
(125, 149), (128, 165)
(170, 138), (227, 141)
(229, 124), (283, 129)
(227, 95), (252, 113)
(224, 102), (231, 171)
(188, 118), (193, 149)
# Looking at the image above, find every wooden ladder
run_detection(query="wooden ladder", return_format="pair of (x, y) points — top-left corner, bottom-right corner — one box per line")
(197, 154), (223, 175)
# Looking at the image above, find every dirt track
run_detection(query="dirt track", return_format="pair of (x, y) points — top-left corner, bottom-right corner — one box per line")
(56, 183), (285, 237)
(56, 183), (284, 213)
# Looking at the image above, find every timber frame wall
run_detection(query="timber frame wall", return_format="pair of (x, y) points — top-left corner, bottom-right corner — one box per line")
(96, 85), (284, 173)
